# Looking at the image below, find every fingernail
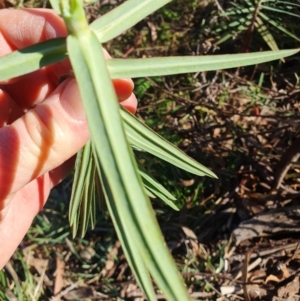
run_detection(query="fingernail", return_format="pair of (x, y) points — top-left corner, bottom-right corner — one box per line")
(60, 79), (86, 121)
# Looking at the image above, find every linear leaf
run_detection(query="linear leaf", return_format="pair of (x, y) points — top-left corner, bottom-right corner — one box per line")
(0, 38), (66, 82)
(139, 170), (179, 211)
(139, 170), (176, 201)
(255, 17), (279, 51)
(79, 153), (94, 238)
(69, 149), (84, 225)
(268, 1), (300, 8)
(67, 27), (190, 300)
(69, 142), (92, 227)
(259, 11), (300, 42)
(107, 48), (299, 79)
(0, 41), (298, 83)
(122, 108), (215, 178)
(90, 0), (172, 43)
(94, 159), (156, 300)
(261, 5), (300, 18)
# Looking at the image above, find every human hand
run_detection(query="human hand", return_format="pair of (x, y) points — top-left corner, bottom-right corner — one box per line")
(0, 8), (137, 268)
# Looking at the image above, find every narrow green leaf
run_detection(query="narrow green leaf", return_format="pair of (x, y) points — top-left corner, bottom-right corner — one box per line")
(79, 154), (94, 238)
(67, 29), (190, 300)
(89, 162), (98, 230)
(0, 41), (298, 84)
(122, 108), (216, 178)
(144, 187), (156, 198)
(146, 186), (179, 210)
(49, 0), (61, 15)
(220, 7), (254, 16)
(139, 170), (176, 201)
(95, 159), (157, 300)
(0, 38), (66, 82)
(69, 143), (91, 226)
(255, 17), (279, 51)
(139, 170), (179, 211)
(90, 0), (172, 43)
(269, 0), (300, 8)
(259, 11), (300, 41)
(107, 48), (299, 79)
(261, 5), (300, 18)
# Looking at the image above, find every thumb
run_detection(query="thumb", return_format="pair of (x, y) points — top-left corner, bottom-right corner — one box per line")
(0, 78), (89, 208)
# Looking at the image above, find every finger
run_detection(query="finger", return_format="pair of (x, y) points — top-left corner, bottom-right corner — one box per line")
(120, 93), (138, 114)
(0, 79), (88, 209)
(0, 9), (136, 108)
(0, 86), (134, 267)
(0, 151), (76, 267)
(0, 153), (78, 269)
(101, 49), (137, 109)
(0, 89), (23, 126)
(112, 78), (134, 102)
(1, 68), (57, 109)
(0, 9), (66, 52)
(0, 172), (52, 269)
(0, 76), (137, 209)
(0, 8), (68, 107)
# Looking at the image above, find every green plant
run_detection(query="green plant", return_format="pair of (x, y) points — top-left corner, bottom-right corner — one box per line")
(214, 0), (300, 52)
(0, 0), (298, 299)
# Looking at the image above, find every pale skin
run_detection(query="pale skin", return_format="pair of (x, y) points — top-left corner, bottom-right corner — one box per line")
(0, 9), (137, 269)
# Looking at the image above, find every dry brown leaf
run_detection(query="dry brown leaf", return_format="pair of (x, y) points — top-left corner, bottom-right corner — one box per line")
(25, 254), (52, 287)
(120, 283), (143, 300)
(246, 284), (268, 300)
(232, 206), (300, 245)
(179, 179), (195, 187)
(242, 248), (253, 301)
(277, 275), (300, 299)
(79, 246), (96, 262)
(63, 286), (94, 301)
(266, 274), (282, 283)
(53, 257), (65, 297)
(181, 225), (199, 254)
(4, 290), (18, 301)
(248, 269), (266, 282)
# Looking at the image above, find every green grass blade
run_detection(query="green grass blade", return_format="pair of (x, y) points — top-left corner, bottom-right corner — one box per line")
(90, 0), (172, 43)
(67, 29), (190, 300)
(0, 38), (66, 82)
(268, 1), (300, 8)
(107, 48), (299, 79)
(215, 27), (248, 45)
(220, 7), (254, 16)
(255, 16), (279, 51)
(261, 5), (300, 18)
(259, 11), (300, 42)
